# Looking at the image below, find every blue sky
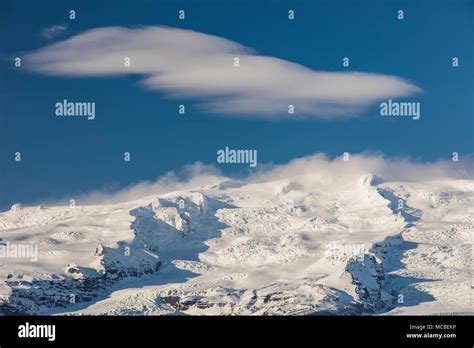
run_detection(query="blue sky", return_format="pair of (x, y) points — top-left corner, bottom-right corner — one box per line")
(0, 0), (473, 210)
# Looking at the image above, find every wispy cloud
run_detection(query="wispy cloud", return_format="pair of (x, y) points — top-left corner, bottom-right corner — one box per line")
(26, 26), (421, 119)
(50, 153), (472, 206)
(248, 153), (474, 188)
(40, 24), (67, 40)
(64, 162), (224, 205)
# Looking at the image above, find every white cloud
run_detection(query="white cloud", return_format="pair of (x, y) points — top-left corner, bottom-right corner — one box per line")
(40, 25), (67, 40)
(249, 153), (474, 188)
(70, 162), (224, 205)
(25, 26), (421, 119)
(54, 153), (472, 206)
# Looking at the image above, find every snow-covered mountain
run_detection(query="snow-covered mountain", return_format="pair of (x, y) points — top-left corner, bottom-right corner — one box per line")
(0, 168), (472, 315)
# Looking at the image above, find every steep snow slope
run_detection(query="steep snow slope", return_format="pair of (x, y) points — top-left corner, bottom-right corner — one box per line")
(377, 180), (473, 314)
(0, 173), (472, 315)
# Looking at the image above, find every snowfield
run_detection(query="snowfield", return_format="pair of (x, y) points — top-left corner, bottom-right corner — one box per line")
(0, 162), (472, 315)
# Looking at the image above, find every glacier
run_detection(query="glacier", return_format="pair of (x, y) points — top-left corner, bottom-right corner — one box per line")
(0, 169), (472, 316)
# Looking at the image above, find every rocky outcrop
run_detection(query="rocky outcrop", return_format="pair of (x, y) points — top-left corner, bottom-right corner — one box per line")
(345, 253), (393, 311)
(2, 240), (161, 314)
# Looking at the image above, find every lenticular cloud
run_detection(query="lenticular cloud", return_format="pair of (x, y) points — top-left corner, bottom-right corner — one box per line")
(24, 26), (421, 119)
